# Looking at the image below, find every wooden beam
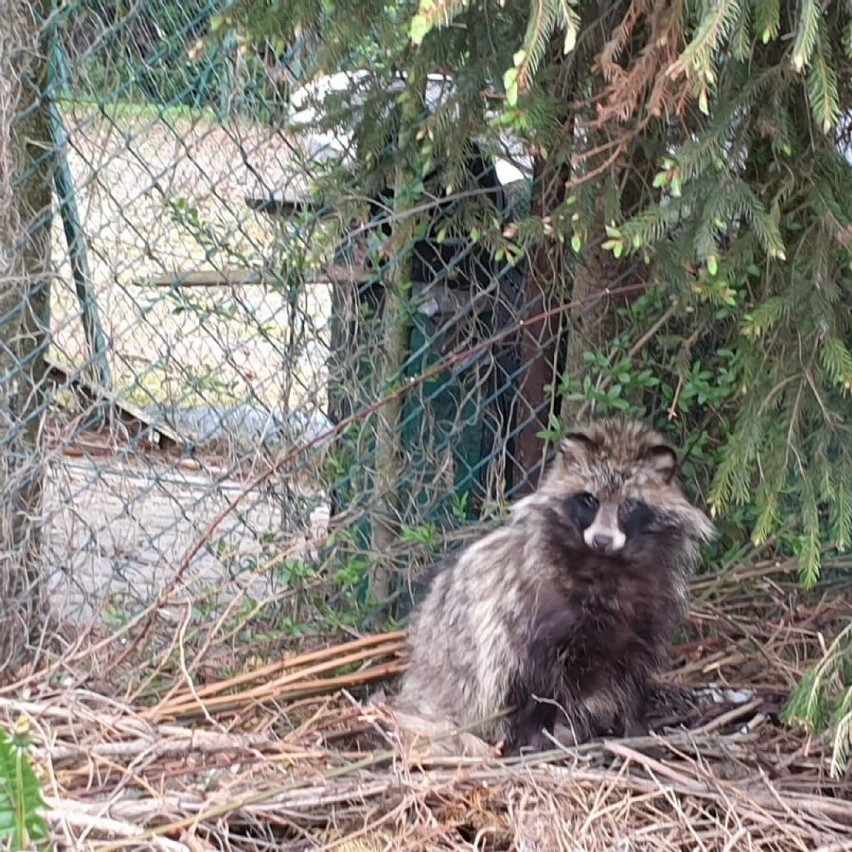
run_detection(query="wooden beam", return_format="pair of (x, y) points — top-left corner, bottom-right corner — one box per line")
(141, 269), (267, 288)
(45, 356), (183, 450)
(244, 196), (319, 218)
(139, 266), (372, 289)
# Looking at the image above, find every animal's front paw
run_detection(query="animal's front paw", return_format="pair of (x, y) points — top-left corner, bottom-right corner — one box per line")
(504, 724), (554, 756)
(508, 731), (552, 756)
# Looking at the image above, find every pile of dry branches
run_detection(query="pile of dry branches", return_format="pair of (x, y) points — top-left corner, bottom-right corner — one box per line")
(4, 562), (851, 850)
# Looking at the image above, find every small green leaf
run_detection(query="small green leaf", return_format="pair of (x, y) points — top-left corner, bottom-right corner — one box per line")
(503, 67), (520, 107)
(409, 0), (437, 45)
(0, 721), (49, 849)
(409, 15), (431, 45)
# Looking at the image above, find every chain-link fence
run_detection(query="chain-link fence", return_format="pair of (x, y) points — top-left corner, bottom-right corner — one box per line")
(1, 1), (664, 664)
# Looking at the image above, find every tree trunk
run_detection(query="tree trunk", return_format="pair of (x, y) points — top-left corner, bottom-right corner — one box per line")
(511, 45), (575, 495)
(512, 151), (570, 494)
(558, 155), (653, 431)
(0, 0), (53, 670)
(557, 2), (664, 432)
(368, 78), (423, 603)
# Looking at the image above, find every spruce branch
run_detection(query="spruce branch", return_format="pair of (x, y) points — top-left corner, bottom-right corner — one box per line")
(807, 20), (841, 134)
(791, 0), (821, 72)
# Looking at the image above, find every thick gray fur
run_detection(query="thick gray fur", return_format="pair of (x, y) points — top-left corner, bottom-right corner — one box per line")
(395, 416), (716, 752)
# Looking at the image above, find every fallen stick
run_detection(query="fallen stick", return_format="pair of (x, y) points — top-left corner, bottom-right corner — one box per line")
(149, 636), (405, 720)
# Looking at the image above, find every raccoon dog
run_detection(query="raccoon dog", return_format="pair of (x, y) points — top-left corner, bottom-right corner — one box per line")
(396, 417), (715, 753)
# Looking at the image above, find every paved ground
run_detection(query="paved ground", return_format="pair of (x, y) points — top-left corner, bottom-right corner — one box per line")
(43, 446), (330, 623)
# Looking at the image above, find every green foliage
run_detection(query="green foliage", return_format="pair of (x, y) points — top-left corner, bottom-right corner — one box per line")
(783, 620), (852, 778)
(587, 4), (852, 589)
(409, 0), (580, 105)
(0, 720), (50, 851)
(56, 0), (278, 116)
(410, 0), (471, 46)
(207, 528), (392, 640)
(807, 18), (841, 134)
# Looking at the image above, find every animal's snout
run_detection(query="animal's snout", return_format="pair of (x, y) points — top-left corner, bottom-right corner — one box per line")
(582, 503), (627, 553)
(592, 533), (615, 552)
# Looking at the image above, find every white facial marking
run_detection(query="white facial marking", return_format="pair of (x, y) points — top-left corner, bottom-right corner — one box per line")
(583, 512), (627, 553)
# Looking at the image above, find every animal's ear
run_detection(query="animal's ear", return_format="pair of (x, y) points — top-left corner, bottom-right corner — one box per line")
(645, 443), (678, 483)
(559, 430), (598, 465)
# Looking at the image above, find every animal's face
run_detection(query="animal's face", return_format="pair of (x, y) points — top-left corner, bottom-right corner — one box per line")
(537, 417), (712, 558)
(563, 490), (657, 555)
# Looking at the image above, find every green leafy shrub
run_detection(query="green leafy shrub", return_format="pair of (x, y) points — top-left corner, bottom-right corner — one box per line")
(0, 719), (50, 851)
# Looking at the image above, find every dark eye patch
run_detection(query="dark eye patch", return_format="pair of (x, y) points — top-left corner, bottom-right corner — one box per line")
(577, 492), (598, 510)
(566, 492), (599, 530)
(618, 499), (655, 536)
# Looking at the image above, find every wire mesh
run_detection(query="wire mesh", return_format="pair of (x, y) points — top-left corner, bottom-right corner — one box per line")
(1, 1), (646, 655)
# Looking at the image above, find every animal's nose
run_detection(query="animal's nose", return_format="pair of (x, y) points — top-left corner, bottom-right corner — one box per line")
(592, 534), (614, 551)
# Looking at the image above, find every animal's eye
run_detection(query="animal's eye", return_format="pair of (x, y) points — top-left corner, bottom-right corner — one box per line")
(577, 492), (599, 510)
